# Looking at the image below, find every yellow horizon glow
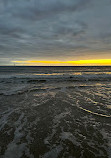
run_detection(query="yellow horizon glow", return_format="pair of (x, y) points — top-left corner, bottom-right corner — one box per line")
(12, 59), (111, 66)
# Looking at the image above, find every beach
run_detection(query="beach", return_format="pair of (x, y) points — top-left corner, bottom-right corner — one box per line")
(0, 66), (111, 158)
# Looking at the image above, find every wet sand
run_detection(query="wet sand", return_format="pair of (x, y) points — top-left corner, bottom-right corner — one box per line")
(0, 81), (111, 158)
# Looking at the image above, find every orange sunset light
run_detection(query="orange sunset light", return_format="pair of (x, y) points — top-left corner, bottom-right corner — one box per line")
(12, 59), (111, 66)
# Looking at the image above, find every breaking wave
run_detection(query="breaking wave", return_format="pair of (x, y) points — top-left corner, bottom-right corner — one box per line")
(0, 73), (111, 83)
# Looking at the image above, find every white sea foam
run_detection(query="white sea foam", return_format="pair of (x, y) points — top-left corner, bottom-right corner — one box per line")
(42, 145), (63, 158)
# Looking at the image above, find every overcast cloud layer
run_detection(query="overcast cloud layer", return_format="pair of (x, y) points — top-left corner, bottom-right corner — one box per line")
(0, 0), (111, 65)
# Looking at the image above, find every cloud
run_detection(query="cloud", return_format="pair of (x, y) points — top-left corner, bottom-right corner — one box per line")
(1, 0), (90, 20)
(0, 0), (111, 65)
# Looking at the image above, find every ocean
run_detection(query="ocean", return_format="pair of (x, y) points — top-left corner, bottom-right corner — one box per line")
(0, 66), (111, 158)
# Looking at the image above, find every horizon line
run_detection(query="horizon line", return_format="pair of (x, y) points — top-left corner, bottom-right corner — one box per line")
(1, 65), (111, 67)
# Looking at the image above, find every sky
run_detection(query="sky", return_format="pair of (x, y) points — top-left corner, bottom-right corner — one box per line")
(0, 0), (111, 66)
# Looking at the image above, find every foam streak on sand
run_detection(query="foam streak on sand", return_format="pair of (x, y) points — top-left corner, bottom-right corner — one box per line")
(0, 109), (14, 130)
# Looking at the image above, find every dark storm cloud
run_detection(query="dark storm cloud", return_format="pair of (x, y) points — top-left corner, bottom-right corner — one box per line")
(0, 0), (111, 64)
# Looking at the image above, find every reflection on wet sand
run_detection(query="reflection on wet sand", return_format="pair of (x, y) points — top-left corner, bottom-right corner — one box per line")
(79, 106), (111, 118)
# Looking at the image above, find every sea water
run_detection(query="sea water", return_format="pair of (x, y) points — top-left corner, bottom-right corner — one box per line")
(0, 66), (111, 158)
